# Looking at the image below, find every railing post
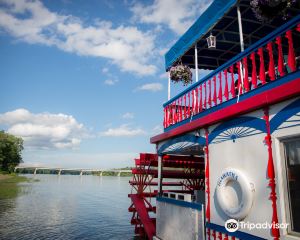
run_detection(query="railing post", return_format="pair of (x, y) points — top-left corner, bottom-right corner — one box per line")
(195, 44), (199, 82)
(250, 52), (258, 88)
(208, 78), (212, 107)
(258, 47), (266, 84)
(199, 85), (203, 112)
(218, 72), (223, 103)
(230, 66), (236, 98)
(275, 36), (285, 77)
(285, 30), (296, 72)
(213, 76), (216, 106)
(236, 61), (242, 100)
(243, 57), (250, 91)
(168, 71), (171, 100)
(224, 69), (229, 101)
(203, 82), (207, 109)
(266, 42), (276, 81)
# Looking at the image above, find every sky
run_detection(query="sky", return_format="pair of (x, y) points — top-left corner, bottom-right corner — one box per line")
(0, 0), (212, 169)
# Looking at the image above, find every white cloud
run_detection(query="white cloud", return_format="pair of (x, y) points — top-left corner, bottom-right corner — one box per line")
(102, 67), (109, 73)
(100, 124), (145, 137)
(104, 79), (118, 85)
(131, 0), (212, 35)
(136, 83), (163, 92)
(121, 112), (134, 119)
(0, 0), (157, 75)
(152, 125), (163, 135)
(159, 72), (168, 79)
(0, 108), (88, 149)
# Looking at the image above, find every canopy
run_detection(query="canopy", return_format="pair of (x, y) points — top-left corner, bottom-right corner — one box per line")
(165, 0), (300, 71)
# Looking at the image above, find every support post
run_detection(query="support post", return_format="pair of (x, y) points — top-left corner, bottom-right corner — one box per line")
(237, 5), (244, 52)
(158, 155), (163, 196)
(195, 44), (199, 82)
(237, 5), (245, 103)
(168, 71), (171, 100)
(263, 108), (280, 240)
(118, 171), (121, 177)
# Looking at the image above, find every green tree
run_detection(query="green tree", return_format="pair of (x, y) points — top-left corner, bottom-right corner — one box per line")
(0, 131), (23, 172)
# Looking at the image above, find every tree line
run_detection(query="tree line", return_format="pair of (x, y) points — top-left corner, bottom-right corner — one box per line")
(0, 131), (23, 173)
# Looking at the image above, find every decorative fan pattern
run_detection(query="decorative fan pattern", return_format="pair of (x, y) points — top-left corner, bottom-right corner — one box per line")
(212, 126), (262, 144)
(163, 141), (198, 154)
(276, 113), (300, 131)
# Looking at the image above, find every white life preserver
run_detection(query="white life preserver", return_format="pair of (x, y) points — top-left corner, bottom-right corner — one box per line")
(216, 168), (255, 220)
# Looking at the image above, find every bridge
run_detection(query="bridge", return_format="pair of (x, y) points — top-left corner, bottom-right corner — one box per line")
(14, 166), (131, 176)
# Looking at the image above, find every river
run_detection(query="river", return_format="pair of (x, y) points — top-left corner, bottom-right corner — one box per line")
(0, 175), (135, 240)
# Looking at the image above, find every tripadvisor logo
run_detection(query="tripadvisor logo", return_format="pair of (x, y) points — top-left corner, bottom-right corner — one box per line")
(225, 219), (239, 232)
(224, 219), (289, 232)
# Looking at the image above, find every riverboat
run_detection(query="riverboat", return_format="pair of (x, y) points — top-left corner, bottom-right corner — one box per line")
(128, 0), (300, 239)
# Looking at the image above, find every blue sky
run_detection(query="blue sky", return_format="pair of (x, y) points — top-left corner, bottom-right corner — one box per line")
(0, 0), (211, 168)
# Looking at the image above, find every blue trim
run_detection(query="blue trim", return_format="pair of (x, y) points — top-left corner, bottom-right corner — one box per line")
(206, 222), (267, 240)
(165, 0), (237, 70)
(164, 15), (300, 106)
(158, 134), (205, 154)
(270, 98), (300, 133)
(157, 197), (202, 210)
(164, 71), (300, 132)
(208, 116), (265, 143)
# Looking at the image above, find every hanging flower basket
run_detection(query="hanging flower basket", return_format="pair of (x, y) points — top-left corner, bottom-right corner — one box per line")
(170, 64), (193, 86)
(250, 0), (296, 22)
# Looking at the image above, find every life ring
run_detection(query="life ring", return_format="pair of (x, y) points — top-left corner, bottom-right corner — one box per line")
(216, 168), (255, 220)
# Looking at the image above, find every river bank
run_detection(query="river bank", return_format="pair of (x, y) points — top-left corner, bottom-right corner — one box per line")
(0, 173), (30, 199)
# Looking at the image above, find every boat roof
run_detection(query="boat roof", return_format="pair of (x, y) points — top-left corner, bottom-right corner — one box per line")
(165, 0), (300, 71)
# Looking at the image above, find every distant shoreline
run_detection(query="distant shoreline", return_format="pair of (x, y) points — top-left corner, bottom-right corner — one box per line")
(14, 167), (132, 177)
(15, 171), (132, 177)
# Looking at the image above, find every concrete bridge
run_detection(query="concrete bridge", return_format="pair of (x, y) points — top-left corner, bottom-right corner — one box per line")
(14, 166), (131, 176)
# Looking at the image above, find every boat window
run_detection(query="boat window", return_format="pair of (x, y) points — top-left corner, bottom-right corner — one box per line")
(178, 195), (184, 201)
(284, 138), (300, 234)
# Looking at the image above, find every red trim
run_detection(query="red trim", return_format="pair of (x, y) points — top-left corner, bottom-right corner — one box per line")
(218, 231), (223, 240)
(151, 77), (300, 143)
(263, 108), (280, 240)
(205, 128), (211, 240)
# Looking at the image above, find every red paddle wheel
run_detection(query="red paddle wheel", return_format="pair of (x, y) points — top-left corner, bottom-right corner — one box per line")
(128, 153), (205, 239)
(128, 153), (157, 239)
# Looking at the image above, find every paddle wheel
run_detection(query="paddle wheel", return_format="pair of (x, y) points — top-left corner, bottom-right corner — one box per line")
(128, 153), (205, 239)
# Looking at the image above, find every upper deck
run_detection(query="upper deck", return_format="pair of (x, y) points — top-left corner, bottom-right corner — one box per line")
(151, 0), (300, 144)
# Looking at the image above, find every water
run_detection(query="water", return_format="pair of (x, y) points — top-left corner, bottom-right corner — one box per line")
(0, 175), (135, 240)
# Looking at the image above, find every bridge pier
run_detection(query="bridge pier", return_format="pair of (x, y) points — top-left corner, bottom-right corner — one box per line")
(100, 171), (103, 177)
(80, 170), (83, 176)
(34, 168), (37, 175)
(58, 169), (62, 175)
(117, 171), (121, 177)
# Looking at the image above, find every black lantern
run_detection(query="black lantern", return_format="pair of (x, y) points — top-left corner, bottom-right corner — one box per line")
(206, 33), (216, 49)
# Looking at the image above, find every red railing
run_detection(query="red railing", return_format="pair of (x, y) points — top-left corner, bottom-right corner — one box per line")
(163, 18), (300, 129)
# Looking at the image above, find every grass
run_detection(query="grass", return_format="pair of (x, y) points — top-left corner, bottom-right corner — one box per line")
(0, 173), (33, 199)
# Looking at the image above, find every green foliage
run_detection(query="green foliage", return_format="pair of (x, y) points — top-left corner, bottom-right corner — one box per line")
(0, 174), (29, 199)
(0, 131), (24, 172)
(119, 172), (132, 177)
